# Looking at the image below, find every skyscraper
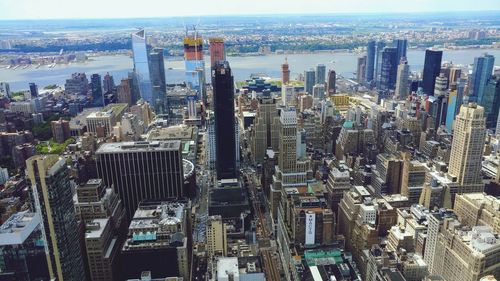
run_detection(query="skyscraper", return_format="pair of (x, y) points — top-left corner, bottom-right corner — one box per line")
(422, 49), (443, 95)
(281, 58), (290, 85)
(103, 72), (115, 94)
(432, 73), (449, 128)
(29, 82), (38, 98)
(327, 70), (336, 95)
(96, 141), (185, 219)
(209, 38), (225, 68)
(212, 61), (237, 180)
(365, 40), (376, 83)
(448, 103), (485, 191)
(26, 155), (86, 281)
(470, 54), (495, 103)
(393, 39), (408, 62)
(357, 56), (367, 82)
(281, 58), (290, 83)
(91, 73), (104, 106)
(379, 47), (398, 91)
(184, 32), (205, 90)
(479, 75), (500, 129)
(395, 58), (410, 99)
(304, 69), (316, 95)
(374, 41), (386, 85)
(148, 47), (166, 101)
(131, 29), (153, 104)
(316, 64), (326, 85)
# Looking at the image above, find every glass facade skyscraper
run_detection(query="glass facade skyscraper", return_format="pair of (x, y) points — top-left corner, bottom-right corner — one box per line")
(212, 61), (237, 180)
(471, 54), (495, 103)
(131, 29), (153, 104)
(365, 40), (376, 83)
(379, 47), (398, 91)
(422, 49), (443, 95)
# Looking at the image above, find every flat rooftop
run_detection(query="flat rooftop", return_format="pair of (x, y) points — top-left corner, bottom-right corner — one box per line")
(0, 211), (41, 246)
(96, 141), (181, 154)
(85, 218), (109, 239)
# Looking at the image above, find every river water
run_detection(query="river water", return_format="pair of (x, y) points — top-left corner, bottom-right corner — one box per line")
(1, 49), (500, 91)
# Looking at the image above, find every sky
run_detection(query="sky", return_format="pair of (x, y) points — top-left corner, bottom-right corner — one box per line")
(0, 0), (499, 20)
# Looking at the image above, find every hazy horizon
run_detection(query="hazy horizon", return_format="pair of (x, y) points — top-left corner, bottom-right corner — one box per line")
(1, 0), (500, 20)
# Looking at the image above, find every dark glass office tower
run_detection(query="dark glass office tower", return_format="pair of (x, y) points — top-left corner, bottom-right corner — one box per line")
(29, 82), (38, 98)
(149, 47), (166, 102)
(96, 141), (185, 219)
(422, 49), (443, 95)
(365, 40), (376, 83)
(212, 61), (237, 180)
(379, 47), (398, 91)
(470, 54), (495, 103)
(393, 39), (408, 62)
(91, 73), (104, 106)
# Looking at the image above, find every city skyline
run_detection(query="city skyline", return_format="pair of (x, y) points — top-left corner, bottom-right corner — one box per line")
(1, 0), (500, 20)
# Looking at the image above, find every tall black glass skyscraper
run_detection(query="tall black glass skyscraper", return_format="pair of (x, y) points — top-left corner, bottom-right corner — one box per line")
(212, 61), (237, 180)
(365, 40), (376, 83)
(379, 47), (398, 91)
(393, 39), (408, 62)
(90, 73), (104, 106)
(422, 49), (443, 95)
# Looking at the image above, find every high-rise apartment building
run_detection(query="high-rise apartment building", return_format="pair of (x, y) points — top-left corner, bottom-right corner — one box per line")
(470, 54), (495, 103)
(395, 58), (410, 99)
(131, 29), (153, 104)
(448, 103), (485, 193)
(281, 58), (290, 85)
(50, 118), (70, 143)
(65, 72), (89, 95)
(365, 40), (376, 83)
(212, 61), (238, 180)
(26, 155), (86, 281)
(209, 38), (225, 68)
(315, 64), (326, 84)
(304, 68), (316, 95)
(103, 72), (115, 93)
(96, 141), (185, 219)
(422, 49), (443, 95)
(206, 215), (227, 257)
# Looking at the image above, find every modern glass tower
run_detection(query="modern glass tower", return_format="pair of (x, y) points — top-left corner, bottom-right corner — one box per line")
(304, 69), (316, 95)
(374, 41), (386, 85)
(393, 39), (408, 62)
(315, 64), (326, 85)
(379, 47), (398, 91)
(212, 61), (237, 180)
(365, 40), (376, 83)
(131, 29), (153, 104)
(149, 47), (166, 103)
(471, 54), (495, 103)
(422, 49), (443, 95)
